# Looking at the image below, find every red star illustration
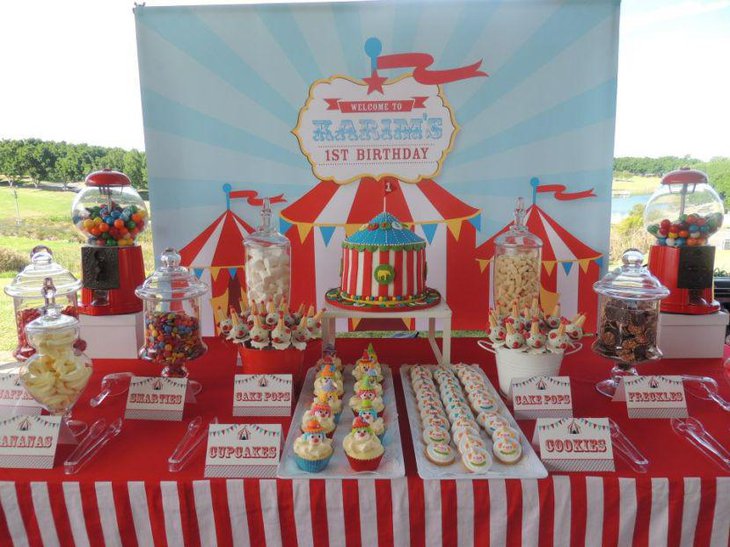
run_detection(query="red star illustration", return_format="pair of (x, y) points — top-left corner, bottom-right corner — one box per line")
(363, 70), (387, 95)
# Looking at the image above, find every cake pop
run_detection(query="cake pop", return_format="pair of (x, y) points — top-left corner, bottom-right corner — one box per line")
(306, 308), (324, 338)
(504, 323), (525, 350)
(227, 306), (250, 344)
(249, 315), (270, 349)
(246, 301), (258, 330)
(264, 301), (279, 331)
(546, 302), (562, 329)
(565, 314), (586, 341)
(526, 321), (547, 353)
(547, 323), (570, 353)
(214, 305), (232, 337)
(271, 316), (292, 350)
(487, 313), (506, 345)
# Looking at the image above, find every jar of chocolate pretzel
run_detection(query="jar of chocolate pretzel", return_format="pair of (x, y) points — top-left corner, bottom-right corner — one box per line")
(591, 249), (670, 397)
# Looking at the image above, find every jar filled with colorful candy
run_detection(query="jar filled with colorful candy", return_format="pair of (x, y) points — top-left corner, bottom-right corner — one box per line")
(71, 169), (148, 247)
(244, 198), (291, 306)
(135, 248), (208, 378)
(4, 246), (82, 361)
(644, 168), (724, 248)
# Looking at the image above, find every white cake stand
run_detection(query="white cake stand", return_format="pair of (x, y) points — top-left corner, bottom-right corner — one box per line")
(321, 300), (452, 364)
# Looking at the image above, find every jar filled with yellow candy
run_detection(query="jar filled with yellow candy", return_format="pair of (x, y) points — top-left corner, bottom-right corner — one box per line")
(19, 278), (93, 436)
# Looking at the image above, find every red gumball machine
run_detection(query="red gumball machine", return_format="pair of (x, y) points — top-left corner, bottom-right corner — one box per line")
(644, 168), (724, 314)
(72, 169), (148, 315)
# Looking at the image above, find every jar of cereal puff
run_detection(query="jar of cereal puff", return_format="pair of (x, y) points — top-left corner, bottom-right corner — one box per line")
(493, 198), (542, 311)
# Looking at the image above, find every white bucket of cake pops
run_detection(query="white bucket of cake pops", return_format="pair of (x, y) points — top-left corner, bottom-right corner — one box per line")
(477, 340), (582, 399)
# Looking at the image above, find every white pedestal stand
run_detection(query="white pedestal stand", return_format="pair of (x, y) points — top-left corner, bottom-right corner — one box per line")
(321, 301), (452, 364)
(79, 312), (144, 359)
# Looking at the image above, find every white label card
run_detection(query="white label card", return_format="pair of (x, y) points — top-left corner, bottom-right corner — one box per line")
(511, 376), (573, 419)
(533, 417), (614, 472)
(233, 375), (293, 417)
(0, 371), (43, 416)
(204, 423), (281, 478)
(125, 377), (188, 421)
(0, 415), (61, 469)
(613, 375), (688, 419)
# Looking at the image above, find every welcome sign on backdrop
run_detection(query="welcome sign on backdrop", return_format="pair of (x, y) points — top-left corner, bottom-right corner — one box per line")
(135, 0), (620, 334)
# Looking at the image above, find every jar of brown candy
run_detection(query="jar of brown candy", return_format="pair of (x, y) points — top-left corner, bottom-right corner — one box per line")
(592, 249), (669, 397)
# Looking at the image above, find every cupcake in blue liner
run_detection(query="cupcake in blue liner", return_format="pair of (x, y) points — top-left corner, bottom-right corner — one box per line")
(356, 399), (385, 441)
(294, 419), (334, 472)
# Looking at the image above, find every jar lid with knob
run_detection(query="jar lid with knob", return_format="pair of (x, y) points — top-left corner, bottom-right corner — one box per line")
(135, 248), (208, 302)
(4, 246), (81, 298)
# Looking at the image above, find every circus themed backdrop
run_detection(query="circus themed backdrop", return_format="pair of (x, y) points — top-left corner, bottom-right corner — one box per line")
(135, 1), (620, 335)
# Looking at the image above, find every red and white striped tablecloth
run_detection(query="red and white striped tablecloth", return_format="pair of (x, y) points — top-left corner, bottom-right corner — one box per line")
(1, 476), (728, 546)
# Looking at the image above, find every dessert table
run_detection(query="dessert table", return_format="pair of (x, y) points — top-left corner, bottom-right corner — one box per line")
(0, 337), (728, 547)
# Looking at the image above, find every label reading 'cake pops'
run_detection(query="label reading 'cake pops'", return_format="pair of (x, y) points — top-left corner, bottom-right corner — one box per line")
(125, 377), (189, 422)
(511, 376), (573, 419)
(233, 374), (293, 417)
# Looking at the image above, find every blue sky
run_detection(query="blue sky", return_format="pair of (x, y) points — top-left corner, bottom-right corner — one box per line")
(0, 0), (728, 159)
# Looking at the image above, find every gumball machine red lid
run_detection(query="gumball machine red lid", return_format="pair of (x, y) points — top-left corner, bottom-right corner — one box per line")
(644, 167), (724, 314)
(72, 169), (148, 315)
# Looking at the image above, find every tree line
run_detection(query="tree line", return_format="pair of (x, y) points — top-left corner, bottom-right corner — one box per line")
(0, 139), (147, 189)
(615, 155), (730, 206)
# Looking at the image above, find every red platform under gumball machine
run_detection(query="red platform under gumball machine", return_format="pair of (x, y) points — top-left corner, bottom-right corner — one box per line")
(644, 168), (724, 315)
(72, 169), (148, 316)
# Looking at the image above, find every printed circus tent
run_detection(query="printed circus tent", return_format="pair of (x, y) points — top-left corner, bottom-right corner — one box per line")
(179, 206), (253, 336)
(280, 176), (485, 329)
(475, 205), (603, 330)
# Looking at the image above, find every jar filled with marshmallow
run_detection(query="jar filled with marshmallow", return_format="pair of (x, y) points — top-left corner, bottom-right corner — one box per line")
(244, 198), (291, 305)
(493, 198), (543, 311)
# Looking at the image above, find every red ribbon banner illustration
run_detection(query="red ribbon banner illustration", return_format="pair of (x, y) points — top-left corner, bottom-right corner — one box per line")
(377, 53), (488, 85)
(229, 190), (287, 206)
(536, 184), (596, 201)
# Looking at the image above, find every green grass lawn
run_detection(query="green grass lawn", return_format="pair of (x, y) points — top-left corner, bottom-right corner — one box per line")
(0, 185), (75, 222)
(0, 279), (14, 362)
(612, 176), (660, 195)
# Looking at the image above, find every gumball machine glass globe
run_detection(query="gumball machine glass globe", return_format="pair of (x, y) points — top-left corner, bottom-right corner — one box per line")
(644, 169), (724, 249)
(71, 169), (149, 248)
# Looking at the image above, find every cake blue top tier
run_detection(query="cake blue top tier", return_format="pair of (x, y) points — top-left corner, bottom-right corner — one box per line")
(343, 212), (426, 250)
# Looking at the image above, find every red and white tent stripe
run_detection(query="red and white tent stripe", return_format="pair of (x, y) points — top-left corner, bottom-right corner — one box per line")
(0, 477), (727, 546)
(179, 210), (253, 335)
(476, 205), (602, 329)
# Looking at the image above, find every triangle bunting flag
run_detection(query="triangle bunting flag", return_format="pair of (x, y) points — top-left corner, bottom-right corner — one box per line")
(421, 223), (438, 245)
(477, 259), (490, 273)
(210, 267), (222, 281)
(446, 219), (463, 240)
(543, 261), (555, 275)
(468, 213), (481, 232)
(297, 223), (313, 243)
(345, 224), (360, 237)
(562, 261), (574, 275)
(319, 226), (336, 246)
(578, 259), (591, 273)
(228, 267), (238, 278)
(350, 317), (361, 330)
(279, 217), (293, 234)
(193, 268), (204, 279)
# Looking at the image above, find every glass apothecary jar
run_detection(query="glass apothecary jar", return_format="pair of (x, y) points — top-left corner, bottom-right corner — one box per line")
(135, 248), (208, 380)
(71, 169), (149, 247)
(244, 198), (291, 305)
(4, 246), (82, 361)
(493, 198), (543, 311)
(592, 249), (670, 397)
(19, 279), (92, 437)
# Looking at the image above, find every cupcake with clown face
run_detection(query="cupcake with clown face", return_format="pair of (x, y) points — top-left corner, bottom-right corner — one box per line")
(314, 365), (344, 397)
(348, 376), (384, 416)
(343, 416), (384, 471)
(356, 399), (385, 441)
(318, 379), (343, 422)
(302, 396), (336, 437)
(293, 419), (334, 472)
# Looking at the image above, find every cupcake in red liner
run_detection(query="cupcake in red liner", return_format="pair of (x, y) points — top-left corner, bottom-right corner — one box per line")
(301, 395), (336, 438)
(343, 416), (384, 471)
